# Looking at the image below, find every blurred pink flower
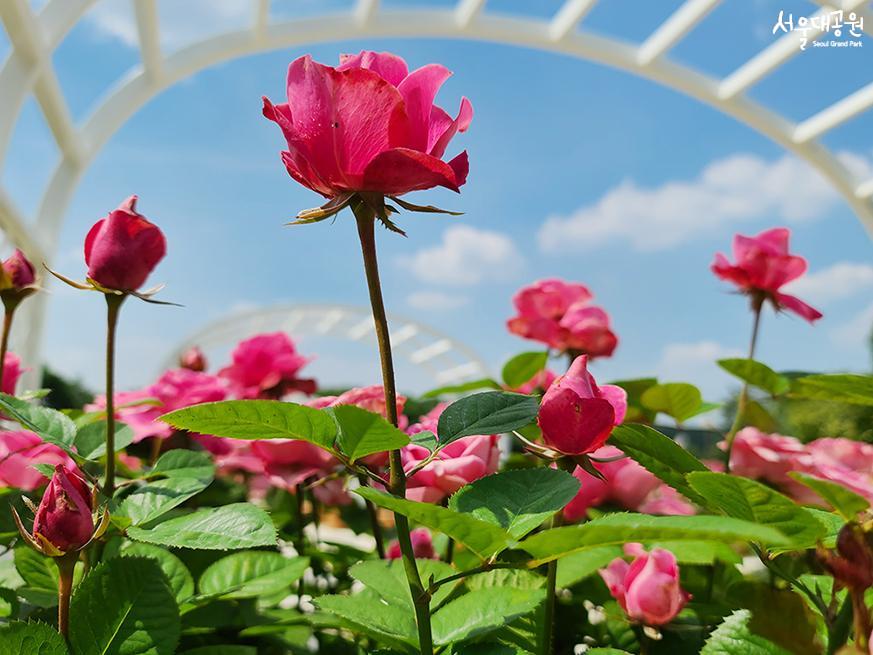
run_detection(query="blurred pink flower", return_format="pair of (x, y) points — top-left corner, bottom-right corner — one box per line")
(311, 385), (409, 433)
(179, 346), (207, 372)
(729, 427), (809, 485)
(387, 528), (436, 560)
(711, 227), (822, 322)
(1, 352), (22, 395)
(263, 51), (472, 198)
(219, 333), (315, 399)
(0, 431), (73, 491)
(600, 543), (690, 626)
(509, 369), (557, 395)
(538, 356), (627, 456)
(84, 195), (166, 292)
(251, 439), (338, 491)
(403, 403), (500, 503)
(1, 249), (36, 290)
(507, 279), (617, 357)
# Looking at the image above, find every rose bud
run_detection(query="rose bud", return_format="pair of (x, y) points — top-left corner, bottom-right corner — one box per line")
(84, 195), (166, 292)
(179, 346), (207, 372)
(0, 249), (38, 305)
(387, 528), (436, 560)
(12, 465), (108, 557)
(599, 544), (690, 626)
(537, 355), (627, 455)
(820, 523), (873, 590)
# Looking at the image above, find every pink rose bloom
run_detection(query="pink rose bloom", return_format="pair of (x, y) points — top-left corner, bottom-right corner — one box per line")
(808, 438), (873, 473)
(2, 352), (22, 395)
(219, 333), (315, 400)
(0, 431), (73, 491)
(310, 385), (409, 432)
(251, 439), (338, 490)
(1, 249), (36, 290)
(638, 486), (696, 516)
(179, 346), (207, 372)
(263, 51), (472, 198)
(507, 279), (618, 357)
(403, 403), (500, 503)
(32, 465), (94, 554)
(711, 227), (822, 323)
(538, 356), (627, 456)
(728, 427), (810, 486)
(387, 528), (436, 560)
(563, 467), (610, 522)
(195, 434), (263, 474)
(86, 389), (170, 444)
(84, 195), (166, 292)
(600, 544), (690, 626)
(509, 369), (557, 395)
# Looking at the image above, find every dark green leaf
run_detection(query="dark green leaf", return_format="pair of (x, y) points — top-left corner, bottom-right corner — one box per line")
(718, 359), (791, 396)
(161, 400), (337, 448)
(791, 374), (873, 406)
(332, 405), (409, 462)
(453, 645), (534, 655)
(701, 609), (791, 654)
(68, 557), (180, 655)
(432, 586), (546, 646)
(438, 392), (539, 445)
(640, 383), (705, 423)
(410, 430), (438, 453)
(199, 552), (308, 599)
(179, 648), (256, 655)
(117, 542), (194, 604)
(13, 547), (59, 608)
(608, 423), (708, 505)
(0, 621), (68, 655)
(127, 503), (277, 550)
(350, 559), (456, 610)
(501, 352), (548, 389)
(448, 469), (579, 539)
(315, 594), (417, 650)
(789, 473), (870, 521)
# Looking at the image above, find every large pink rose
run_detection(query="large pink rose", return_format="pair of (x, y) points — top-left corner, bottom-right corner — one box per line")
(403, 403), (500, 503)
(263, 51), (472, 198)
(711, 227), (822, 322)
(538, 356), (627, 456)
(219, 333), (315, 400)
(84, 195), (166, 292)
(600, 544), (690, 626)
(507, 279), (618, 357)
(0, 431), (73, 491)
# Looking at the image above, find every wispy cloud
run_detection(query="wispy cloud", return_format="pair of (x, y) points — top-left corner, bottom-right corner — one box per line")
(785, 261), (873, 305)
(538, 152), (869, 253)
(656, 340), (743, 400)
(831, 301), (873, 349)
(398, 225), (524, 287)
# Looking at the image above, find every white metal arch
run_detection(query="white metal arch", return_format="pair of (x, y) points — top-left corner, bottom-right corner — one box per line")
(164, 303), (491, 389)
(2, 0), (873, 385)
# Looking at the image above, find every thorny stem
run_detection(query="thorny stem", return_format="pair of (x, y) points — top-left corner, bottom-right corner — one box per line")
(723, 293), (764, 473)
(0, 304), (14, 386)
(103, 294), (125, 497)
(353, 199), (433, 654)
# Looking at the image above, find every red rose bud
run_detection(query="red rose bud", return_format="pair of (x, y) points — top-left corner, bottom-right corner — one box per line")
(84, 195), (166, 291)
(179, 346), (207, 372)
(32, 465), (94, 555)
(1, 249), (36, 289)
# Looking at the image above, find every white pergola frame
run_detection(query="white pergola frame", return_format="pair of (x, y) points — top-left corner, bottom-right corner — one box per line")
(2, 0), (873, 386)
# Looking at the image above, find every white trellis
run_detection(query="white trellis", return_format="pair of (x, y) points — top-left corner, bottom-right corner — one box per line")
(1, 0), (873, 386)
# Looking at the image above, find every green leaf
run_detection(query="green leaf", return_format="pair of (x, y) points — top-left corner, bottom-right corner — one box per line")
(0, 393), (77, 451)
(199, 552), (308, 599)
(791, 373), (873, 406)
(789, 472), (871, 521)
(646, 540), (741, 565)
(609, 378), (658, 424)
(179, 648), (256, 655)
(68, 557), (180, 655)
(351, 559), (457, 610)
(14, 547), (59, 607)
(608, 424), (708, 505)
(501, 352), (548, 389)
(161, 400), (337, 448)
(432, 586), (546, 646)
(410, 430), (438, 453)
(448, 469), (579, 539)
(73, 421), (134, 459)
(423, 378), (502, 399)
(0, 621), (69, 655)
(718, 359), (791, 396)
(640, 383), (705, 422)
(315, 594), (417, 649)
(701, 610), (791, 655)
(687, 472), (826, 549)
(150, 449), (215, 482)
(117, 542), (194, 604)
(555, 546), (622, 588)
(356, 488), (514, 559)
(127, 503), (277, 550)
(332, 405), (410, 462)
(521, 512), (788, 565)
(453, 645), (534, 655)
(119, 477), (211, 526)
(438, 392), (539, 445)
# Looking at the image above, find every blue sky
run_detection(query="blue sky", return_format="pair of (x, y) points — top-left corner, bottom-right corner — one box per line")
(3, 0), (873, 406)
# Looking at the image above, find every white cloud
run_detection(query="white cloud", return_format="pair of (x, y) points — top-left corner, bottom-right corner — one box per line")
(831, 301), (873, 348)
(656, 340), (743, 400)
(784, 262), (873, 305)
(398, 225), (524, 286)
(538, 152), (866, 253)
(406, 291), (470, 311)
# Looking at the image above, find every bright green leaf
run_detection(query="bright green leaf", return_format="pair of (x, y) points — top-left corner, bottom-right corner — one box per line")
(315, 594), (417, 650)
(73, 421), (133, 460)
(423, 379), (502, 399)
(0, 394), (77, 453)
(555, 546), (622, 588)
(501, 352), (548, 389)
(438, 392), (539, 445)
(701, 610), (791, 655)
(791, 374), (873, 406)
(117, 542), (194, 604)
(448, 469), (579, 539)
(718, 359), (791, 396)
(150, 450), (215, 482)
(119, 477), (210, 526)
(432, 586), (546, 646)
(14, 547), (59, 608)
(332, 405), (410, 462)
(789, 472), (870, 521)
(0, 621), (68, 655)
(350, 559), (456, 610)
(127, 503), (277, 550)
(640, 383), (704, 423)
(199, 551), (308, 599)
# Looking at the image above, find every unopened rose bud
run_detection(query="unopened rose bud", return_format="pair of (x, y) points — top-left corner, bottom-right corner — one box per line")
(179, 346), (207, 372)
(32, 465), (94, 555)
(0, 249), (38, 309)
(821, 523), (873, 590)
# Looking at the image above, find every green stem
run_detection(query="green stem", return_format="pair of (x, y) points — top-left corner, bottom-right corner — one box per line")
(353, 199), (432, 654)
(103, 294), (124, 497)
(541, 511), (564, 655)
(56, 552), (78, 638)
(0, 305), (14, 387)
(723, 294), (764, 473)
